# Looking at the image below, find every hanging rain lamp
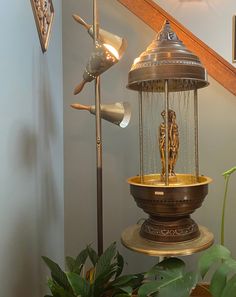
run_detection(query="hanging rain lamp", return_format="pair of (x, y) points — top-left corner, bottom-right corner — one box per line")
(125, 20), (212, 244)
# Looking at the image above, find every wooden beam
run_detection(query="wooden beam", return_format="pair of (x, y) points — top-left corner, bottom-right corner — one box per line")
(117, 0), (236, 96)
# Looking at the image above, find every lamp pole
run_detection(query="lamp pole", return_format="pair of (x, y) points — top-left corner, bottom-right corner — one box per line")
(93, 0), (103, 256)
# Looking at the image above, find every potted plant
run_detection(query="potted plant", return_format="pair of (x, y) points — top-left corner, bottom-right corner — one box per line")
(43, 242), (143, 297)
(136, 244), (236, 297)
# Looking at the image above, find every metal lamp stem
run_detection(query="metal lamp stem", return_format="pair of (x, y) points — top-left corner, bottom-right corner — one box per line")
(164, 80), (169, 186)
(194, 89), (199, 181)
(93, 0), (103, 256)
(138, 90), (144, 183)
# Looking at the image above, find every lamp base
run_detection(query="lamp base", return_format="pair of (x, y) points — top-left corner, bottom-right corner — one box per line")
(128, 174), (212, 243)
(121, 224), (214, 257)
(140, 215), (200, 242)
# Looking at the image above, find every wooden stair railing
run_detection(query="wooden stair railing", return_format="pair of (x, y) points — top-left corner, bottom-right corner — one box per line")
(117, 0), (236, 96)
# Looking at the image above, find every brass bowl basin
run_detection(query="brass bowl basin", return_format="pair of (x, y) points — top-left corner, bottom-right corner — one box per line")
(128, 174), (212, 242)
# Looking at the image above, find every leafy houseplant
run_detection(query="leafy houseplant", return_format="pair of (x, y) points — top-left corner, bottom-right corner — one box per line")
(137, 244), (236, 297)
(43, 242), (143, 297)
(221, 166), (236, 245)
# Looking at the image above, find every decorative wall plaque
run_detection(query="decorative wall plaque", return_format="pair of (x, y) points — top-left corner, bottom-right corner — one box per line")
(30, 0), (54, 53)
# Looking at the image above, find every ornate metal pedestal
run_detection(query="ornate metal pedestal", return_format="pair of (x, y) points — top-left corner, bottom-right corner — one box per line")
(128, 174), (212, 243)
(121, 224), (214, 257)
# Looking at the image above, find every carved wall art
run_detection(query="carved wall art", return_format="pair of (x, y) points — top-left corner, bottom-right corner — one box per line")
(30, 0), (54, 52)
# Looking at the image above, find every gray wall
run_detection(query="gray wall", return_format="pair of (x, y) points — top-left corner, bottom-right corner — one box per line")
(63, 0), (236, 274)
(0, 1), (64, 296)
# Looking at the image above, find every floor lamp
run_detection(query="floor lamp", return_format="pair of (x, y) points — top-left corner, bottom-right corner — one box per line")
(71, 0), (129, 255)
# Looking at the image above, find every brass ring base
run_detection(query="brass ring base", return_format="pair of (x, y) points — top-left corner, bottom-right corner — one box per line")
(121, 224), (214, 257)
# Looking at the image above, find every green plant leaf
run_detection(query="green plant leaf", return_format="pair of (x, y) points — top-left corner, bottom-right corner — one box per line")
(198, 245), (231, 279)
(87, 245), (98, 266)
(47, 279), (75, 297)
(66, 272), (90, 297)
(42, 257), (71, 290)
(130, 273), (145, 290)
(115, 252), (124, 278)
(95, 242), (117, 278)
(66, 257), (76, 272)
(139, 258), (196, 297)
(74, 248), (89, 274)
(146, 257), (185, 278)
(118, 286), (133, 294)
(113, 294), (131, 297)
(210, 258), (236, 297)
(221, 167), (236, 245)
(221, 274), (236, 297)
(138, 271), (197, 297)
(222, 166), (236, 178)
(93, 264), (119, 297)
(138, 280), (158, 297)
(94, 263), (118, 288)
(159, 271), (197, 297)
(111, 275), (138, 287)
(48, 279), (59, 297)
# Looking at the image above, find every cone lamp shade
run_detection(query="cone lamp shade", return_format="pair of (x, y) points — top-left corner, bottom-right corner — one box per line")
(71, 102), (131, 128)
(73, 14), (127, 60)
(73, 14), (127, 95)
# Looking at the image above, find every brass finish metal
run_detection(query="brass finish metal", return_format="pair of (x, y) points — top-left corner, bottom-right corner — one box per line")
(121, 224), (214, 257)
(159, 109), (179, 179)
(194, 89), (200, 180)
(141, 216), (200, 242)
(118, 0), (236, 96)
(73, 14), (127, 58)
(128, 174), (211, 187)
(30, 0), (54, 53)
(164, 81), (169, 185)
(74, 41), (119, 95)
(124, 19), (212, 243)
(71, 102), (131, 128)
(128, 174), (212, 242)
(73, 14), (128, 95)
(73, 2), (127, 255)
(93, 0), (104, 256)
(127, 20), (208, 92)
(138, 91), (144, 182)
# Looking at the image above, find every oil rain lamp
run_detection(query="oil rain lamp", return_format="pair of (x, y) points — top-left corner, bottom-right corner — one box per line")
(126, 20), (212, 243)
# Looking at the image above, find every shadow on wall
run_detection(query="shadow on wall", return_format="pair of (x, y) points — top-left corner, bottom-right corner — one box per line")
(35, 52), (60, 296)
(5, 50), (60, 297)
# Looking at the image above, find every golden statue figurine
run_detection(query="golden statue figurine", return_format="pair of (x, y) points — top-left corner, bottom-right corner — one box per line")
(159, 109), (179, 179)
